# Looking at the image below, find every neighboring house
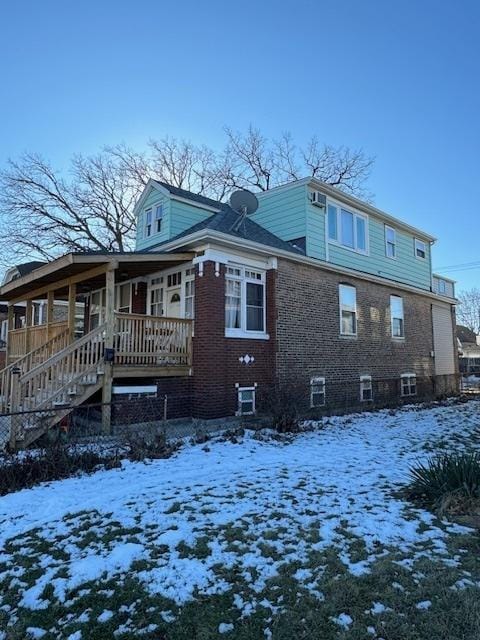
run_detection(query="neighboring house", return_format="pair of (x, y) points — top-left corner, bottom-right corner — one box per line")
(0, 177), (458, 449)
(457, 325), (480, 374)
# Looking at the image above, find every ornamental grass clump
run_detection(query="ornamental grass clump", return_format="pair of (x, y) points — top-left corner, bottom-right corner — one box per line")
(407, 452), (480, 515)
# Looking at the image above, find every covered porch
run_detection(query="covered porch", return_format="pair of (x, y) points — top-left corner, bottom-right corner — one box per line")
(0, 252), (195, 445)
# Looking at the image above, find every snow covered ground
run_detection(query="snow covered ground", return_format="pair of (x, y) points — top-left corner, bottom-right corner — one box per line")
(1, 400), (480, 639)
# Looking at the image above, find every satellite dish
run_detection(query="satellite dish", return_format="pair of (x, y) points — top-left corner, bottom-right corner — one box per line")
(229, 190), (259, 215)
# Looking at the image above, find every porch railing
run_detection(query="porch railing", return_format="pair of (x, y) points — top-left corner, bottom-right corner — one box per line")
(8, 321), (69, 364)
(114, 313), (192, 367)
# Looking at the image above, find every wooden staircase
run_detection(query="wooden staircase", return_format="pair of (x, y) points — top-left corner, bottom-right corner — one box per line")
(6, 324), (106, 449)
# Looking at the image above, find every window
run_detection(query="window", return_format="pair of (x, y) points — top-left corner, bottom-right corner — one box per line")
(390, 295), (404, 338)
(167, 272), (181, 287)
(438, 279), (446, 294)
(327, 205), (338, 241)
(225, 266), (266, 336)
(310, 377), (326, 407)
(149, 276), (164, 316)
(385, 226), (396, 258)
(339, 284), (357, 336)
(155, 205), (163, 233)
(327, 204), (368, 253)
(184, 269), (195, 320)
(237, 386), (256, 415)
(116, 283), (131, 314)
(360, 375), (373, 402)
(90, 290), (105, 328)
(145, 208), (152, 237)
(401, 374), (417, 397)
(415, 238), (426, 259)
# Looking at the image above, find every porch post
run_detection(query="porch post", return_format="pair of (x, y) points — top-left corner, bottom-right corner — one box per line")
(6, 303), (14, 364)
(102, 266), (115, 434)
(25, 299), (33, 354)
(67, 283), (77, 343)
(46, 290), (54, 340)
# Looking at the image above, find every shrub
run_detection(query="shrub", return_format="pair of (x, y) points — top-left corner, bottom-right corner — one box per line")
(407, 452), (480, 514)
(258, 383), (308, 433)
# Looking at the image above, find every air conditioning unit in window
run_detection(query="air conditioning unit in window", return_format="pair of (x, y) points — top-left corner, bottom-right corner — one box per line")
(310, 190), (327, 208)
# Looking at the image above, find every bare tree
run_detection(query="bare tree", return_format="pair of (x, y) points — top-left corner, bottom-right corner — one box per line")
(0, 125), (374, 264)
(457, 288), (480, 334)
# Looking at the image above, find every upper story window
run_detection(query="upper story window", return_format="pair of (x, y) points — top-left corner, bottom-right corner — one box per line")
(145, 208), (152, 238)
(415, 238), (427, 260)
(225, 266), (266, 337)
(385, 226), (396, 259)
(328, 204), (368, 254)
(390, 295), (404, 338)
(438, 278), (446, 294)
(155, 205), (163, 233)
(339, 284), (357, 336)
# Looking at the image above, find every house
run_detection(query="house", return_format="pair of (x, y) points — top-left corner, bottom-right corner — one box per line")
(457, 325), (480, 375)
(0, 177), (458, 449)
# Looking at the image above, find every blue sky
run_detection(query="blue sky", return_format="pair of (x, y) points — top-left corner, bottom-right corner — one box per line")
(1, 0), (479, 290)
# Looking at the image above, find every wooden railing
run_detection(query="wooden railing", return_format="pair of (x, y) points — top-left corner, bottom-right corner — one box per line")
(12, 324), (106, 414)
(114, 313), (192, 367)
(0, 327), (70, 413)
(8, 321), (68, 363)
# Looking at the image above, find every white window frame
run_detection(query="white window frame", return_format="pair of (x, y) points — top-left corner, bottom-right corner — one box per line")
(147, 264), (196, 319)
(225, 265), (267, 339)
(390, 295), (405, 339)
(385, 225), (397, 259)
(414, 238), (427, 260)
(339, 284), (357, 336)
(145, 208), (153, 238)
(310, 377), (326, 407)
(401, 373), (417, 397)
(236, 385), (256, 416)
(326, 201), (369, 255)
(438, 278), (446, 295)
(360, 375), (373, 402)
(183, 267), (195, 319)
(116, 282), (132, 314)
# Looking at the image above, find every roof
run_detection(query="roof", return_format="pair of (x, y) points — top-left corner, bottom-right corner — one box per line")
(154, 203), (305, 256)
(153, 180), (222, 210)
(16, 261), (47, 277)
(457, 325), (478, 345)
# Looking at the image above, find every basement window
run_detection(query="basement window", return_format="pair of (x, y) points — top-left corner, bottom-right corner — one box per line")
(360, 375), (373, 402)
(310, 377), (326, 407)
(401, 373), (417, 397)
(237, 386), (256, 415)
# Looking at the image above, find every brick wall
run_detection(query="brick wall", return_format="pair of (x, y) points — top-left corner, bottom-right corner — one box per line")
(192, 261), (276, 418)
(274, 258), (450, 405)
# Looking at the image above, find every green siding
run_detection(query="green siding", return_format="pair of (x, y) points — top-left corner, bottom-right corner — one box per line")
(135, 187), (171, 251)
(327, 217), (431, 290)
(169, 199), (213, 238)
(306, 201), (326, 260)
(252, 182), (432, 291)
(251, 183), (308, 241)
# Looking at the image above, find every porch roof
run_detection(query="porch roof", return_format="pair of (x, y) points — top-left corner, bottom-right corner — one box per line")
(0, 252), (194, 302)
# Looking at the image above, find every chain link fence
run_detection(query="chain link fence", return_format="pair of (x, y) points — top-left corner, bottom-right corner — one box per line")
(0, 373), (462, 451)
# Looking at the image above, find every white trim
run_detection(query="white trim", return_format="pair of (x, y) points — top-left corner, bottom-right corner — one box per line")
(360, 375), (373, 402)
(225, 264), (268, 339)
(400, 373), (417, 397)
(236, 385), (256, 416)
(384, 225), (397, 260)
(390, 294), (404, 339)
(310, 376), (326, 407)
(156, 231), (457, 303)
(339, 283), (357, 336)
(414, 238), (427, 260)
(170, 193), (220, 213)
(133, 179), (171, 217)
(327, 200), (369, 256)
(112, 385), (157, 395)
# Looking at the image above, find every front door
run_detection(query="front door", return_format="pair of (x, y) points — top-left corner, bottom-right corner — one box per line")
(166, 288), (181, 317)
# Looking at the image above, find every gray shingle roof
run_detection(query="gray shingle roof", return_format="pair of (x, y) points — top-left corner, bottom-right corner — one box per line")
(153, 180), (222, 210)
(15, 261), (46, 277)
(154, 203), (305, 255)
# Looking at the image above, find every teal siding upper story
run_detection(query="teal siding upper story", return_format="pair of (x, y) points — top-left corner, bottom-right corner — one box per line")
(133, 177), (449, 296)
(135, 182), (213, 252)
(252, 180), (435, 292)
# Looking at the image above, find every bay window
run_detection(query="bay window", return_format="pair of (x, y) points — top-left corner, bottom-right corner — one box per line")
(327, 204), (368, 253)
(225, 266), (266, 337)
(339, 284), (357, 336)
